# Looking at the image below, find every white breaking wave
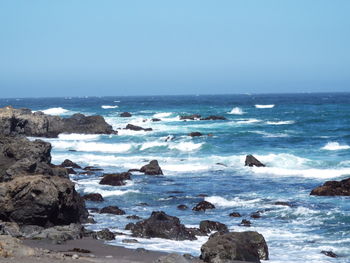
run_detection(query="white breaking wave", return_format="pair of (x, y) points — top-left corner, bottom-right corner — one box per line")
(57, 133), (101, 141)
(205, 196), (261, 208)
(168, 141), (203, 152)
(101, 105), (119, 109)
(83, 187), (139, 197)
(40, 107), (70, 115)
(140, 141), (168, 151)
(322, 142), (350, 151)
(228, 107), (245, 115)
(236, 118), (261, 124)
(255, 104), (275, 109)
(153, 112), (172, 118)
(266, 120), (295, 125)
(52, 141), (132, 153)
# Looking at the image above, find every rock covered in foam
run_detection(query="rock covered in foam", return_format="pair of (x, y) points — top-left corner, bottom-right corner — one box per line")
(125, 211), (197, 240)
(200, 231), (269, 263)
(310, 177), (350, 196)
(0, 106), (116, 138)
(0, 175), (88, 226)
(245, 155), (265, 167)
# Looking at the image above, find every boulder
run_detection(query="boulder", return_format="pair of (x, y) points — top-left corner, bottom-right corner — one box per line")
(0, 235), (36, 257)
(273, 201), (293, 207)
(310, 177), (350, 196)
(189, 132), (203, 137)
(177, 204), (188, 210)
(199, 220), (228, 234)
(152, 118), (161, 122)
(200, 231), (269, 263)
(180, 114), (201, 120)
(0, 175), (88, 226)
(125, 124), (152, 131)
(0, 106), (116, 138)
(99, 172), (131, 186)
(200, 116), (227, 121)
(192, 201), (215, 212)
(140, 160), (163, 175)
(125, 211), (196, 241)
(120, 112), (132, 117)
(321, 250), (338, 258)
(97, 228), (115, 240)
(100, 206), (125, 215)
(250, 212), (261, 219)
(245, 155), (265, 167)
(60, 159), (81, 169)
(82, 193), (104, 202)
(240, 219), (251, 227)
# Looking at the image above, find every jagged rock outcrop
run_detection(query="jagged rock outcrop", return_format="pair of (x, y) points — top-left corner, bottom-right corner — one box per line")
(310, 177), (350, 196)
(0, 106), (116, 138)
(60, 159), (81, 169)
(245, 155), (265, 167)
(200, 231), (269, 263)
(0, 175), (88, 227)
(140, 160), (163, 175)
(0, 135), (67, 181)
(125, 124), (152, 131)
(125, 211), (196, 240)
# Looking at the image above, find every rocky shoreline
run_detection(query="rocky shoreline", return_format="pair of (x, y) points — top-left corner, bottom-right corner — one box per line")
(0, 106), (346, 262)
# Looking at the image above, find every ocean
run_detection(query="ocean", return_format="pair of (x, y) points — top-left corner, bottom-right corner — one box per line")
(1, 93), (349, 263)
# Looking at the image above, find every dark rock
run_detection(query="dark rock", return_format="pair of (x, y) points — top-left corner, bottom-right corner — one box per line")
(200, 115), (227, 121)
(245, 155), (265, 167)
(78, 171), (94, 176)
(192, 201), (215, 212)
(69, 248), (91, 254)
(60, 159), (81, 169)
(122, 239), (139, 243)
(152, 118), (161, 122)
(86, 217), (96, 224)
(0, 106), (116, 138)
(200, 231), (269, 263)
(67, 168), (77, 174)
(180, 114), (201, 120)
(82, 193), (104, 202)
(137, 202), (149, 206)
(140, 160), (163, 175)
(125, 211), (197, 240)
(189, 132), (203, 137)
(99, 172), (131, 186)
(167, 191), (184, 194)
(177, 204), (188, 210)
(120, 112), (132, 117)
(250, 212), (261, 219)
(125, 124), (152, 131)
(0, 135), (65, 181)
(216, 163), (227, 167)
(321, 250), (338, 258)
(197, 194), (209, 198)
(310, 177), (350, 196)
(187, 227), (207, 236)
(126, 215), (142, 220)
(88, 208), (100, 213)
(240, 219), (251, 227)
(229, 212), (242, 217)
(83, 166), (103, 172)
(97, 228), (115, 240)
(100, 206), (125, 215)
(199, 220), (228, 234)
(273, 201), (293, 207)
(0, 175), (88, 227)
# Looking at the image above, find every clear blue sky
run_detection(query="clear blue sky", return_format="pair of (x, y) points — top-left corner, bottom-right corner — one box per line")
(1, 0), (349, 97)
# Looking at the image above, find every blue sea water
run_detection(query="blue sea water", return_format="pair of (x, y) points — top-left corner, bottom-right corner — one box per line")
(1, 93), (349, 262)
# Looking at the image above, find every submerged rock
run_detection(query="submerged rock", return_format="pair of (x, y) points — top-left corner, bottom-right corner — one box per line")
(200, 231), (269, 263)
(180, 114), (201, 120)
(120, 112), (132, 117)
(192, 201), (215, 212)
(310, 177), (350, 196)
(240, 219), (251, 227)
(200, 115), (227, 121)
(189, 132), (203, 137)
(125, 124), (152, 131)
(99, 172), (131, 186)
(100, 206), (126, 215)
(140, 160), (163, 175)
(0, 175), (88, 226)
(177, 204), (188, 210)
(229, 212), (242, 217)
(125, 211), (197, 240)
(321, 250), (338, 258)
(0, 106), (116, 138)
(245, 155), (265, 167)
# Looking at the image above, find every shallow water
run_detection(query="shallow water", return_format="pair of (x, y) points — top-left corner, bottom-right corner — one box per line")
(2, 93), (349, 262)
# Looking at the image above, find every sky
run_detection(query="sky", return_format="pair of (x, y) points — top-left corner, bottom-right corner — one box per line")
(0, 0), (349, 97)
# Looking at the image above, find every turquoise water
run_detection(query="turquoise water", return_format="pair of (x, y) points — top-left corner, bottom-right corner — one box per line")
(1, 93), (349, 262)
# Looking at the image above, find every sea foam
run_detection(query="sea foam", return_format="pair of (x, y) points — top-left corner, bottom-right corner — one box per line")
(228, 107), (245, 115)
(255, 104), (275, 109)
(322, 142), (350, 151)
(40, 107), (70, 115)
(101, 105), (119, 109)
